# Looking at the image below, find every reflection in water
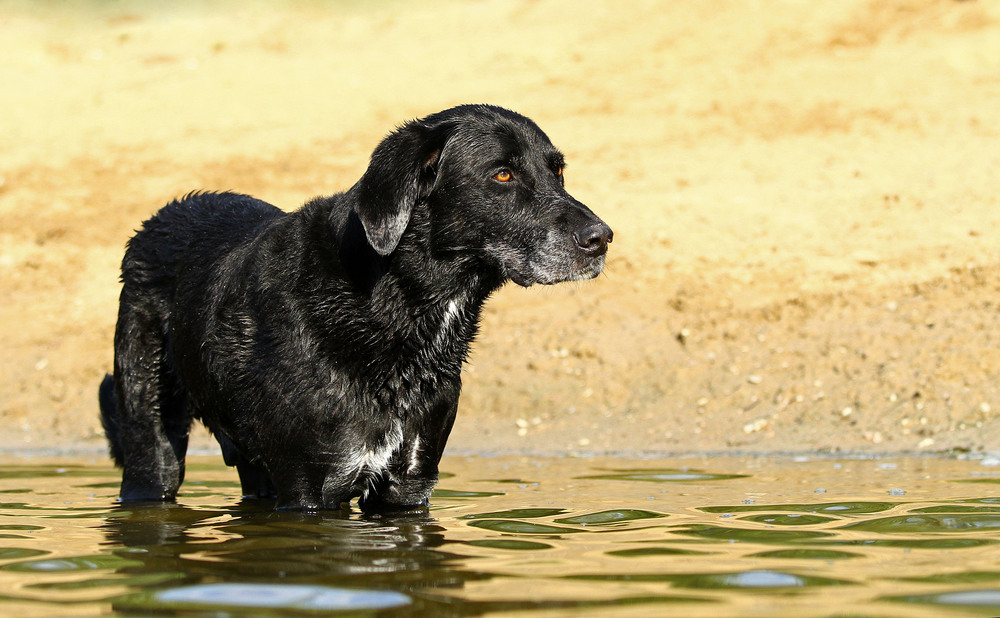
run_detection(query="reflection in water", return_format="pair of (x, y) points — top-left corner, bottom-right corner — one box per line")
(0, 455), (999, 615)
(100, 505), (485, 613)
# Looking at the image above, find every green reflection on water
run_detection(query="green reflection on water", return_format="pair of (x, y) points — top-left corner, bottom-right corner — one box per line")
(27, 572), (185, 590)
(464, 539), (552, 551)
(959, 497), (1000, 504)
(466, 520), (584, 535)
(606, 547), (709, 557)
(432, 488), (504, 498)
(886, 589), (1000, 611)
(461, 508), (566, 520)
(700, 501), (895, 515)
(672, 524), (833, 544)
(840, 514), (1000, 533)
(0, 548), (49, 560)
(554, 509), (666, 525)
(811, 537), (996, 549)
(2, 554), (143, 573)
(895, 571), (1000, 584)
(912, 505), (1000, 514)
(747, 549), (862, 560)
(737, 513), (837, 526)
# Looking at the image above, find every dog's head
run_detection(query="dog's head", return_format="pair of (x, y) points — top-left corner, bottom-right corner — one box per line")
(355, 104), (612, 287)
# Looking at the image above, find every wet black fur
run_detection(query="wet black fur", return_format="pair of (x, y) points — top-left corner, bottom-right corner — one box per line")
(100, 104), (612, 511)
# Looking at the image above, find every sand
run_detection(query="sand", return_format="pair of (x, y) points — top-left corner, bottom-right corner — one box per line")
(1, 0), (998, 457)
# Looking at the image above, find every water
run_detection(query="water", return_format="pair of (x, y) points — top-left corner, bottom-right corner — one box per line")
(1, 454), (1000, 616)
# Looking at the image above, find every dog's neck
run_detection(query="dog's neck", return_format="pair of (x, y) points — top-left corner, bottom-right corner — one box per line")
(379, 222), (501, 350)
(303, 195), (504, 373)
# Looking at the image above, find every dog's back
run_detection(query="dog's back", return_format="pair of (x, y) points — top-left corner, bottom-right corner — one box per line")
(121, 192), (283, 289)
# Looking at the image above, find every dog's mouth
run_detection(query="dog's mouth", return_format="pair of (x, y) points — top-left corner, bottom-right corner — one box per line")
(509, 270), (533, 287)
(508, 255), (606, 287)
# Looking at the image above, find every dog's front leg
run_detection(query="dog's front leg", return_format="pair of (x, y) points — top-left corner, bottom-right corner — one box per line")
(357, 474), (436, 514)
(358, 396), (459, 514)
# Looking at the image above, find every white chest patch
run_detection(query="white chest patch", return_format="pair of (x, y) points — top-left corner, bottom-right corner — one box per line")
(444, 299), (460, 325)
(350, 421), (403, 487)
(407, 435), (422, 475)
(434, 299), (461, 344)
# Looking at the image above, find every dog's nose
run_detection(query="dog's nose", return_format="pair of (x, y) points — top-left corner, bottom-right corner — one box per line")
(573, 221), (613, 257)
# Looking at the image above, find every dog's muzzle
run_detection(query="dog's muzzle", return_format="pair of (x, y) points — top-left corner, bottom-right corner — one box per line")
(505, 218), (613, 287)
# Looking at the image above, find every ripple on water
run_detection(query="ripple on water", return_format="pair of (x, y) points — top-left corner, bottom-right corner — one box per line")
(464, 508), (667, 534)
(466, 520), (583, 535)
(1, 554), (143, 573)
(0, 548), (49, 560)
(840, 514), (1000, 533)
(699, 501), (896, 515)
(460, 508), (567, 520)
(606, 546), (711, 557)
(911, 505), (1000, 514)
(432, 488), (504, 498)
(578, 469), (750, 483)
(737, 514), (837, 526)
(888, 589), (1000, 611)
(464, 539), (553, 551)
(812, 537), (996, 550)
(3, 455), (1000, 617)
(747, 549), (863, 560)
(671, 524), (834, 544)
(554, 509), (666, 526)
(569, 569), (853, 590)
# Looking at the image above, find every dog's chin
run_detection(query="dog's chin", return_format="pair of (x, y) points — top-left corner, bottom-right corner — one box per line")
(507, 258), (605, 287)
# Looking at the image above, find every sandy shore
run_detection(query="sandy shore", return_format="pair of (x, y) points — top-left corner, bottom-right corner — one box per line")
(1, 0), (998, 458)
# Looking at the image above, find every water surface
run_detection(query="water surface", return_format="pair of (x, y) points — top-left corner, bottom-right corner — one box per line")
(1, 454), (999, 616)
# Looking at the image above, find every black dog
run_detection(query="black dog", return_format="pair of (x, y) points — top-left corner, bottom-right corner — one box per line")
(99, 104), (612, 511)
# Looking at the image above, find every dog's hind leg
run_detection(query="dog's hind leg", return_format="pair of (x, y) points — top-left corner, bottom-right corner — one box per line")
(215, 431), (277, 500)
(98, 373), (124, 465)
(112, 303), (190, 502)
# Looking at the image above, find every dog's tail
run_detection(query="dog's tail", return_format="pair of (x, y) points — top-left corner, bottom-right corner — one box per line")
(98, 374), (125, 466)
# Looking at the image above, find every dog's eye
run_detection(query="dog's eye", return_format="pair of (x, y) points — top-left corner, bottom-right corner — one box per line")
(555, 166), (563, 177)
(493, 169), (513, 183)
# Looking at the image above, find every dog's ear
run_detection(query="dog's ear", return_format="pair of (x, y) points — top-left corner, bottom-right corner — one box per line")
(355, 117), (453, 256)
